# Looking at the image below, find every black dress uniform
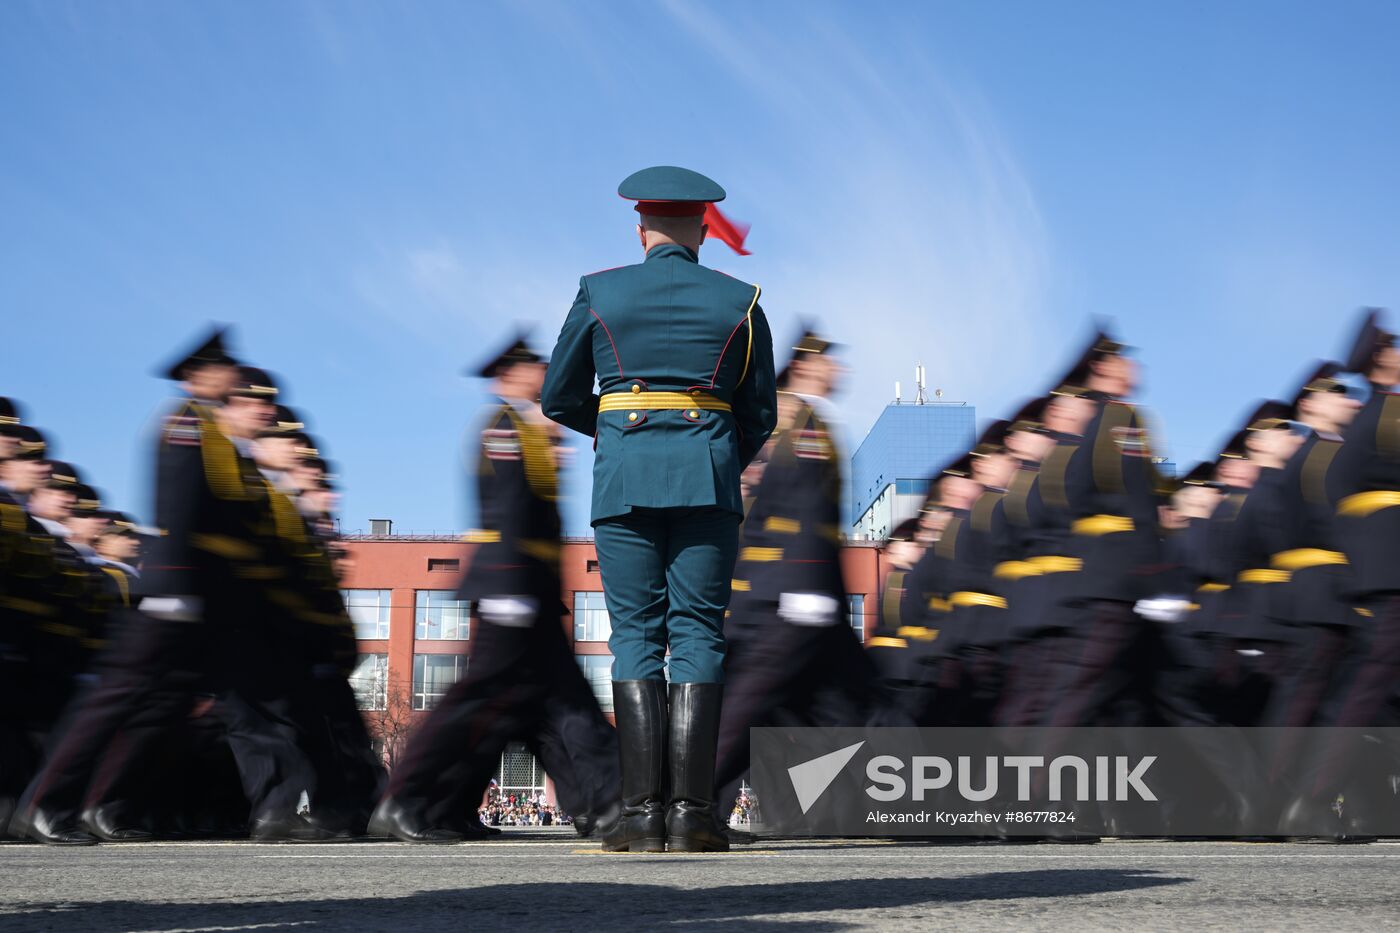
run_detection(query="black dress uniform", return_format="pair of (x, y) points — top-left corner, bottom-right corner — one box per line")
(866, 520), (937, 723)
(1047, 380), (1164, 727)
(1193, 410), (1295, 727)
(1258, 414), (1354, 728)
(372, 345), (620, 844)
(1327, 312), (1400, 728)
(996, 432), (1084, 727)
(0, 428), (81, 824)
(714, 385), (897, 813)
(938, 426), (1017, 726)
(881, 500), (958, 724)
(15, 332), (321, 844)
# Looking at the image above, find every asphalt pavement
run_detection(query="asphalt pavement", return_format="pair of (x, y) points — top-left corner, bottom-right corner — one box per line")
(3, 830), (1400, 931)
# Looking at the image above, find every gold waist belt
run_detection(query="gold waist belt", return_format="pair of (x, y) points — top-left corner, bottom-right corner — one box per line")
(1071, 514), (1135, 536)
(1270, 548), (1347, 572)
(1028, 555), (1084, 574)
(598, 391), (731, 413)
(1238, 568), (1290, 584)
(993, 556), (1083, 580)
(1338, 490), (1400, 517)
(948, 591), (1008, 609)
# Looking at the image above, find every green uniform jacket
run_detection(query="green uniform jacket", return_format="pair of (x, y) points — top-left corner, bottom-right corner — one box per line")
(541, 243), (777, 524)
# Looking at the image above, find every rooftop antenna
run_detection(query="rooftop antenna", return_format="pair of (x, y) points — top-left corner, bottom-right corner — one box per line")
(894, 380), (902, 403)
(914, 363), (928, 405)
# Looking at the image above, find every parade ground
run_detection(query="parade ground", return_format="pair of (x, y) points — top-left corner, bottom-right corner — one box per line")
(4, 830), (1400, 931)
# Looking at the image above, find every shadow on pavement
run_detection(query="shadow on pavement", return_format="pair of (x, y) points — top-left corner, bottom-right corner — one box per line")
(2, 869), (1189, 931)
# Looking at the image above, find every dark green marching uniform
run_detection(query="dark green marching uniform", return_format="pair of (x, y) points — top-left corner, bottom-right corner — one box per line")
(541, 167), (776, 853)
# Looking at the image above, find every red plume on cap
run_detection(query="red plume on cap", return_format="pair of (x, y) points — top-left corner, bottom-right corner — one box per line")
(703, 203), (752, 256)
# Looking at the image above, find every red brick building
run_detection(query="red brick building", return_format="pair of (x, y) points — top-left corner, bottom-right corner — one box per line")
(339, 535), (888, 806)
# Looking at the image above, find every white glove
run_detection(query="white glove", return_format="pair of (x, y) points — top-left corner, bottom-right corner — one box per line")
(479, 596), (538, 628)
(778, 592), (841, 626)
(139, 596), (203, 622)
(1134, 596), (1193, 623)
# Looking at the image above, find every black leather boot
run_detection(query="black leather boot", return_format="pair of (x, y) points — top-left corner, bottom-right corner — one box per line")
(665, 683), (728, 853)
(82, 805), (153, 842)
(366, 797), (465, 843)
(601, 680), (667, 853)
(12, 806), (98, 846)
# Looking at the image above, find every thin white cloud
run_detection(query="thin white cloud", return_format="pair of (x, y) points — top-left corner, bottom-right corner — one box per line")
(659, 1), (1056, 439)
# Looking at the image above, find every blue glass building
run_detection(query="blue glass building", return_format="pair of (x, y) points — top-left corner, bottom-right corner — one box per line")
(850, 401), (976, 539)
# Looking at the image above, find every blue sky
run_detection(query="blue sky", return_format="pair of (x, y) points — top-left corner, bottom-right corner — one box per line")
(4, 1), (1400, 534)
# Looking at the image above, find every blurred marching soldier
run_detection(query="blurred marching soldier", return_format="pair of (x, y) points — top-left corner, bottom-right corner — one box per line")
(905, 453), (982, 724)
(372, 334), (621, 844)
(1183, 405), (1297, 727)
(1150, 461), (1224, 723)
(1273, 311), (1400, 839)
(541, 167), (777, 853)
(0, 397), (21, 460)
(936, 421), (1019, 726)
(714, 329), (899, 819)
(13, 330), (326, 844)
(21, 461), (104, 724)
(866, 517), (931, 718)
(716, 326), (901, 812)
(92, 512), (143, 602)
(878, 489), (955, 724)
(994, 390), (1096, 726)
(239, 398), (383, 836)
(1113, 406), (1276, 746)
(0, 424), (58, 831)
(1042, 334), (1164, 727)
(1325, 310), (1400, 728)
(1252, 365), (1360, 729)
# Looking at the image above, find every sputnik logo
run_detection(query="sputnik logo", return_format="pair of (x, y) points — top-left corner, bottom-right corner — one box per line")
(788, 741), (865, 814)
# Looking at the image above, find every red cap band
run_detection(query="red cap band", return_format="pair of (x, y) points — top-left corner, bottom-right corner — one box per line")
(633, 200), (708, 217)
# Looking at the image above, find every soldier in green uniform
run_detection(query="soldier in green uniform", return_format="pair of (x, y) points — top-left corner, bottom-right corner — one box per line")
(541, 166), (777, 852)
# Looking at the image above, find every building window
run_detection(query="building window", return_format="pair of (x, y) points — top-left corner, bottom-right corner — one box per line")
(427, 558), (460, 573)
(350, 654), (388, 710)
(573, 591), (611, 642)
(343, 589), (391, 640)
(415, 590), (470, 640)
(413, 654), (467, 711)
(586, 560), (600, 573)
(848, 594), (866, 642)
(575, 655), (614, 712)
